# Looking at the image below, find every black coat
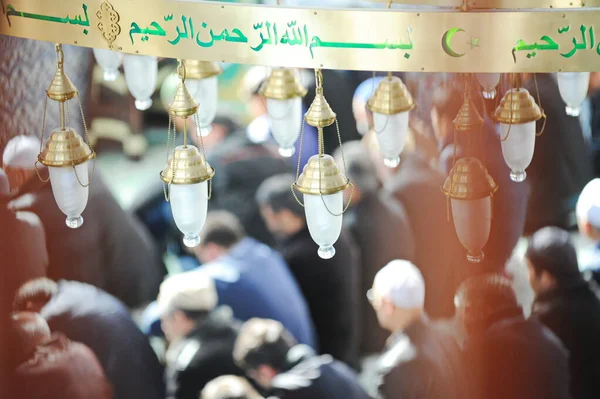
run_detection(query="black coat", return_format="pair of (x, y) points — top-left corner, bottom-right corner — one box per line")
(462, 311), (571, 399)
(532, 278), (600, 399)
(165, 308), (242, 399)
(279, 227), (360, 367)
(345, 192), (415, 355)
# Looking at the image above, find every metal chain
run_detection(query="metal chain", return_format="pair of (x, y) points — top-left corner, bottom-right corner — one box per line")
(35, 97), (50, 182)
(291, 118), (306, 207)
(66, 100), (93, 188)
(500, 73), (515, 141)
(195, 113), (212, 200)
(163, 113), (173, 202)
(533, 73), (547, 136)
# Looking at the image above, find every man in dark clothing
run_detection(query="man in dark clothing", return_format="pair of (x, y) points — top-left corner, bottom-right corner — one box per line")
(234, 318), (370, 399)
(158, 272), (242, 399)
(456, 274), (571, 399)
(14, 278), (165, 399)
(257, 174), (361, 366)
(370, 260), (465, 399)
(334, 141), (415, 355)
(526, 226), (600, 399)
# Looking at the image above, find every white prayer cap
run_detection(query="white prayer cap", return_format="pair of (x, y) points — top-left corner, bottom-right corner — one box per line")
(576, 178), (600, 229)
(2, 135), (39, 170)
(0, 168), (9, 196)
(373, 260), (425, 309)
(157, 271), (218, 315)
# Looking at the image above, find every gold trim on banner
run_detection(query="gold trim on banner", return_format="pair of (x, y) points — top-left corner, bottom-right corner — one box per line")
(1, 0), (600, 72)
(366, 0), (596, 9)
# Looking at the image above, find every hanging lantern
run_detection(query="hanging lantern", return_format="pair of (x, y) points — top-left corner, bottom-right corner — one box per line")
(292, 69), (352, 259)
(259, 68), (307, 157)
(442, 157), (497, 263)
(453, 91), (484, 133)
(367, 73), (415, 168)
(123, 54), (158, 111)
(37, 44), (96, 229)
(185, 60), (222, 137)
(92, 48), (123, 82)
(161, 60), (215, 248)
(493, 87), (543, 182)
(475, 73), (501, 100)
(557, 72), (590, 117)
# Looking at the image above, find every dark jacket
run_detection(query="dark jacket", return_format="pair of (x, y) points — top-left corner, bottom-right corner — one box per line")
(345, 192), (415, 354)
(462, 311), (571, 399)
(40, 280), (165, 399)
(165, 308), (242, 399)
(376, 316), (465, 399)
(532, 278), (600, 399)
(279, 227), (360, 367)
(9, 174), (165, 307)
(269, 346), (370, 399)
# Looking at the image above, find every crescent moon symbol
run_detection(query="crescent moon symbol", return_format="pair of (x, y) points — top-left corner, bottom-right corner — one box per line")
(442, 28), (466, 58)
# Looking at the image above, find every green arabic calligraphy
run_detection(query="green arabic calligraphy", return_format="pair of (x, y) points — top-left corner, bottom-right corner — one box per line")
(5, 3), (89, 33)
(130, 20), (166, 44)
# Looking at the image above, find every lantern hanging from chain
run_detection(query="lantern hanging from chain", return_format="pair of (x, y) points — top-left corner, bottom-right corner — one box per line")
(291, 69), (353, 259)
(184, 60), (222, 137)
(260, 67), (307, 157)
(557, 72), (590, 117)
(161, 60), (215, 248)
(37, 44), (96, 229)
(367, 72), (415, 168)
(92, 48), (123, 82)
(124, 54), (158, 111)
(492, 73), (544, 183)
(475, 73), (501, 100)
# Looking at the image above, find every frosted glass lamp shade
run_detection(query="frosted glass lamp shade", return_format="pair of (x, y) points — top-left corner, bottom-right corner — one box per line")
(304, 192), (343, 259)
(124, 55), (158, 111)
(169, 181), (209, 247)
(186, 76), (218, 136)
(374, 110), (409, 168)
(557, 72), (590, 117)
(267, 96), (302, 157)
(451, 196), (492, 263)
(499, 121), (536, 182)
(48, 163), (90, 229)
(476, 73), (501, 99)
(93, 49), (122, 82)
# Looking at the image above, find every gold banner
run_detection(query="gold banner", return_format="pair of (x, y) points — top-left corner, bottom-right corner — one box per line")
(1, 0), (600, 72)
(369, 0), (597, 9)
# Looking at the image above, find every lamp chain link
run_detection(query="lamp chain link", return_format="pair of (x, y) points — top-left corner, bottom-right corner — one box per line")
(194, 113), (213, 200)
(533, 73), (547, 136)
(35, 96), (50, 182)
(163, 113), (173, 202)
(291, 119), (306, 207)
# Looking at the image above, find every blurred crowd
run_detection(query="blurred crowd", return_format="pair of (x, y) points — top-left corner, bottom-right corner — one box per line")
(2, 69), (600, 399)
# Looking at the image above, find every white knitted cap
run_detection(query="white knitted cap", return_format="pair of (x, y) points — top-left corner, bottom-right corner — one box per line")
(577, 178), (600, 229)
(374, 260), (425, 309)
(157, 271), (218, 315)
(2, 135), (39, 170)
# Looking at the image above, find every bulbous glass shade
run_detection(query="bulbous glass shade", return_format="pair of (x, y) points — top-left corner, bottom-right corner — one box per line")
(267, 96), (302, 157)
(451, 196), (491, 263)
(374, 110), (409, 168)
(186, 76), (218, 137)
(124, 55), (157, 111)
(499, 121), (536, 182)
(48, 163), (90, 229)
(476, 73), (501, 99)
(92, 48), (122, 82)
(170, 181), (208, 247)
(557, 72), (590, 117)
(304, 192), (343, 259)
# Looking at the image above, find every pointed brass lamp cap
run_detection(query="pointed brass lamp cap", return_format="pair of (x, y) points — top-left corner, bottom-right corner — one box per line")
(259, 68), (307, 100)
(305, 89), (337, 128)
(169, 83), (199, 118)
(453, 96), (484, 132)
(38, 128), (94, 167)
(295, 154), (349, 195)
(367, 76), (415, 115)
(160, 145), (215, 185)
(493, 88), (542, 124)
(442, 157), (498, 200)
(185, 60), (222, 80)
(46, 63), (78, 102)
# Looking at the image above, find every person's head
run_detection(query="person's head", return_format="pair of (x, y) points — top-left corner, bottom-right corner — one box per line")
(157, 272), (218, 342)
(455, 274), (521, 337)
(333, 141), (379, 204)
(192, 113), (242, 151)
(13, 278), (58, 313)
(369, 260), (425, 333)
(233, 318), (297, 389)
(576, 178), (600, 242)
(10, 312), (51, 364)
(430, 84), (462, 146)
(2, 135), (40, 193)
(256, 174), (305, 239)
(194, 211), (246, 263)
(201, 375), (263, 399)
(352, 77), (383, 136)
(525, 226), (581, 295)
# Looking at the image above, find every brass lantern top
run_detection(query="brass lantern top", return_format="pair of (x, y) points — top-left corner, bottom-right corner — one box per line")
(168, 82), (199, 118)
(442, 157), (498, 200)
(295, 154), (349, 195)
(38, 128), (94, 167)
(367, 76), (415, 115)
(260, 68), (307, 100)
(46, 59), (77, 102)
(305, 89), (337, 128)
(160, 145), (215, 185)
(493, 88), (542, 124)
(185, 60), (222, 80)
(453, 96), (484, 132)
